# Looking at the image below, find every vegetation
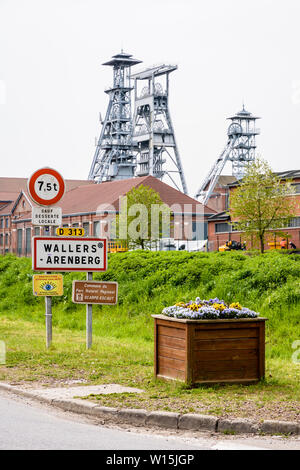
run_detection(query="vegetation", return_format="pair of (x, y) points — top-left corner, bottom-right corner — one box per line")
(114, 184), (171, 249)
(229, 158), (298, 253)
(0, 251), (299, 421)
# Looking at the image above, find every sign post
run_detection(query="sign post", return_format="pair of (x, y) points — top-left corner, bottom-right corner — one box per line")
(86, 272), (93, 349)
(45, 291), (52, 349)
(28, 168), (66, 349)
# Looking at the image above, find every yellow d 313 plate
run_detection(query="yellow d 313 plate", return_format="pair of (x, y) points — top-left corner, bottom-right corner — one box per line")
(56, 227), (85, 237)
(33, 274), (63, 296)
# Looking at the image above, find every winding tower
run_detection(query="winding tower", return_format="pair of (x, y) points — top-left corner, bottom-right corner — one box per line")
(131, 65), (188, 194)
(195, 106), (260, 205)
(88, 52), (142, 182)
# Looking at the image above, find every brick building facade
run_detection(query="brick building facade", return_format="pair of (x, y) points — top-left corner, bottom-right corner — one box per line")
(207, 170), (300, 251)
(0, 175), (215, 256)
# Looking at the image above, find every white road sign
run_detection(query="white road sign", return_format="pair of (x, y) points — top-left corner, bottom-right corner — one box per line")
(28, 168), (65, 206)
(32, 207), (62, 226)
(32, 237), (107, 272)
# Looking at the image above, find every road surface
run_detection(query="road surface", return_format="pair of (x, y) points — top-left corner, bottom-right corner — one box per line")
(0, 390), (299, 450)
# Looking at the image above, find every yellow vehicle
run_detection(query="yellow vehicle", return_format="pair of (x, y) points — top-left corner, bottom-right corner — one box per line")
(108, 241), (128, 253)
(218, 240), (246, 252)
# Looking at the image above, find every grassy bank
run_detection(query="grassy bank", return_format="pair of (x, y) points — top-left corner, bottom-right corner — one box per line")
(0, 251), (299, 421)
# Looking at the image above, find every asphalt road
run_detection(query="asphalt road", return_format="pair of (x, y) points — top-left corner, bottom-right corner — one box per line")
(0, 391), (299, 451)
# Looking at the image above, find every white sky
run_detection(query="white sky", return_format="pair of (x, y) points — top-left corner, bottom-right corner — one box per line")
(0, 0), (299, 196)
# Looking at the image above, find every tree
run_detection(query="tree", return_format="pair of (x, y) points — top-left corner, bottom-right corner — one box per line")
(114, 184), (172, 250)
(228, 158), (298, 253)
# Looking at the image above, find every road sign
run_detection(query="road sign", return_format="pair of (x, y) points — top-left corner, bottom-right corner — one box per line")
(32, 237), (107, 272)
(32, 207), (62, 226)
(56, 227), (85, 237)
(28, 167), (65, 206)
(72, 281), (118, 305)
(33, 274), (63, 296)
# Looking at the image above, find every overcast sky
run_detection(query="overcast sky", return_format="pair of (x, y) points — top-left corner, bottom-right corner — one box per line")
(0, 0), (299, 196)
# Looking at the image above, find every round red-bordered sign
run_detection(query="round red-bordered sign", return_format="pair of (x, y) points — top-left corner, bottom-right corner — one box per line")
(27, 168), (65, 206)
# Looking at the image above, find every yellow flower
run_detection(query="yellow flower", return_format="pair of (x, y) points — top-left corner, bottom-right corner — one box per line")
(212, 303), (226, 311)
(229, 302), (242, 310)
(188, 303), (199, 311)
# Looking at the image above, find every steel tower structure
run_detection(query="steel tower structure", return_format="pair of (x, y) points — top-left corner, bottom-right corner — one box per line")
(131, 65), (188, 194)
(88, 52), (142, 182)
(195, 106), (260, 205)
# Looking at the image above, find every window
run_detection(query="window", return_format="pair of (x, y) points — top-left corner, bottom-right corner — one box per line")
(0, 234), (3, 246)
(17, 229), (23, 256)
(192, 221), (207, 240)
(51, 226), (59, 236)
(0, 219), (3, 229)
(72, 223), (79, 227)
(5, 218), (9, 228)
(83, 222), (90, 236)
(25, 228), (31, 254)
(34, 227), (40, 236)
(93, 221), (100, 237)
(288, 217), (300, 228)
(5, 234), (8, 246)
(292, 183), (300, 194)
(215, 222), (232, 233)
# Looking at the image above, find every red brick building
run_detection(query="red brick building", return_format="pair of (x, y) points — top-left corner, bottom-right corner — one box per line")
(207, 170), (300, 251)
(0, 176), (215, 256)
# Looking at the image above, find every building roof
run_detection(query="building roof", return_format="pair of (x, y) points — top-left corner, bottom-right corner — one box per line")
(0, 177), (94, 194)
(228, 169), (300, 187)
(274, 170), (300, 179)
(0, 192), (20, 215)
(0, 176), (216, 219)
(102, 52), (142, 67)
(208, 211), (230, 221)
(227, 105), (260, 121)
(216, 175), (238, 187)
(57, 175), (216, 215)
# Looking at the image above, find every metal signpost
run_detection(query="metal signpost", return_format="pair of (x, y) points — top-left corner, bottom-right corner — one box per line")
(29, 168), (111, 350)
(32, 236), (107, 349)
(28, 168), (65, 348)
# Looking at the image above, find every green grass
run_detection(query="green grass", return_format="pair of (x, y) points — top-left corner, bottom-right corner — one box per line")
(0, 251), (299, 421)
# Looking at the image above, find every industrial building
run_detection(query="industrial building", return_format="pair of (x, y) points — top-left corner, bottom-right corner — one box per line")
(1, 52), (300, 255)
(0, 176), (215, 257)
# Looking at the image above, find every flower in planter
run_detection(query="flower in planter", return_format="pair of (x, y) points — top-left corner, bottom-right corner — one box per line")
(162, 298), (259, 319)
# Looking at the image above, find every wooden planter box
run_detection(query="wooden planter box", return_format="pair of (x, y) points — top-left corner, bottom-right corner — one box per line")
(153, 315), (267, 385)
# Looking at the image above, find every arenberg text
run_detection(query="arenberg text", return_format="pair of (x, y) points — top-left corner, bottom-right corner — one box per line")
(33, 237), (107, 271)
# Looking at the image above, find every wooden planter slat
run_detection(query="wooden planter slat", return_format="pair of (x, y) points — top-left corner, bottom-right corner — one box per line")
(153, 314), (267, 385)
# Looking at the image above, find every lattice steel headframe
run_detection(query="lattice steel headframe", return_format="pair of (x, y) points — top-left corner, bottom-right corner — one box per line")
(195, 106), (260, 205)
(88, 52), (142, 182)
(131, 65), (188, 194)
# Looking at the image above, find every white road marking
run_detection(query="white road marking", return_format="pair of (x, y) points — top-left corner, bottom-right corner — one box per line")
(211, 441), (268, 450)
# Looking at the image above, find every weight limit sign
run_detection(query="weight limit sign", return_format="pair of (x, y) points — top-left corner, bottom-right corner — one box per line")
(27, 167), (65, 206)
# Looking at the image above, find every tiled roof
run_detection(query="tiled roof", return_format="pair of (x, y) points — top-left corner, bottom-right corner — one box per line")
(0, 177), (94, 193)
(0, 192), (20, 215)
(0, 176), (216, 217)
(208, 211), (230, 221)
(56, 176), (216, 215)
